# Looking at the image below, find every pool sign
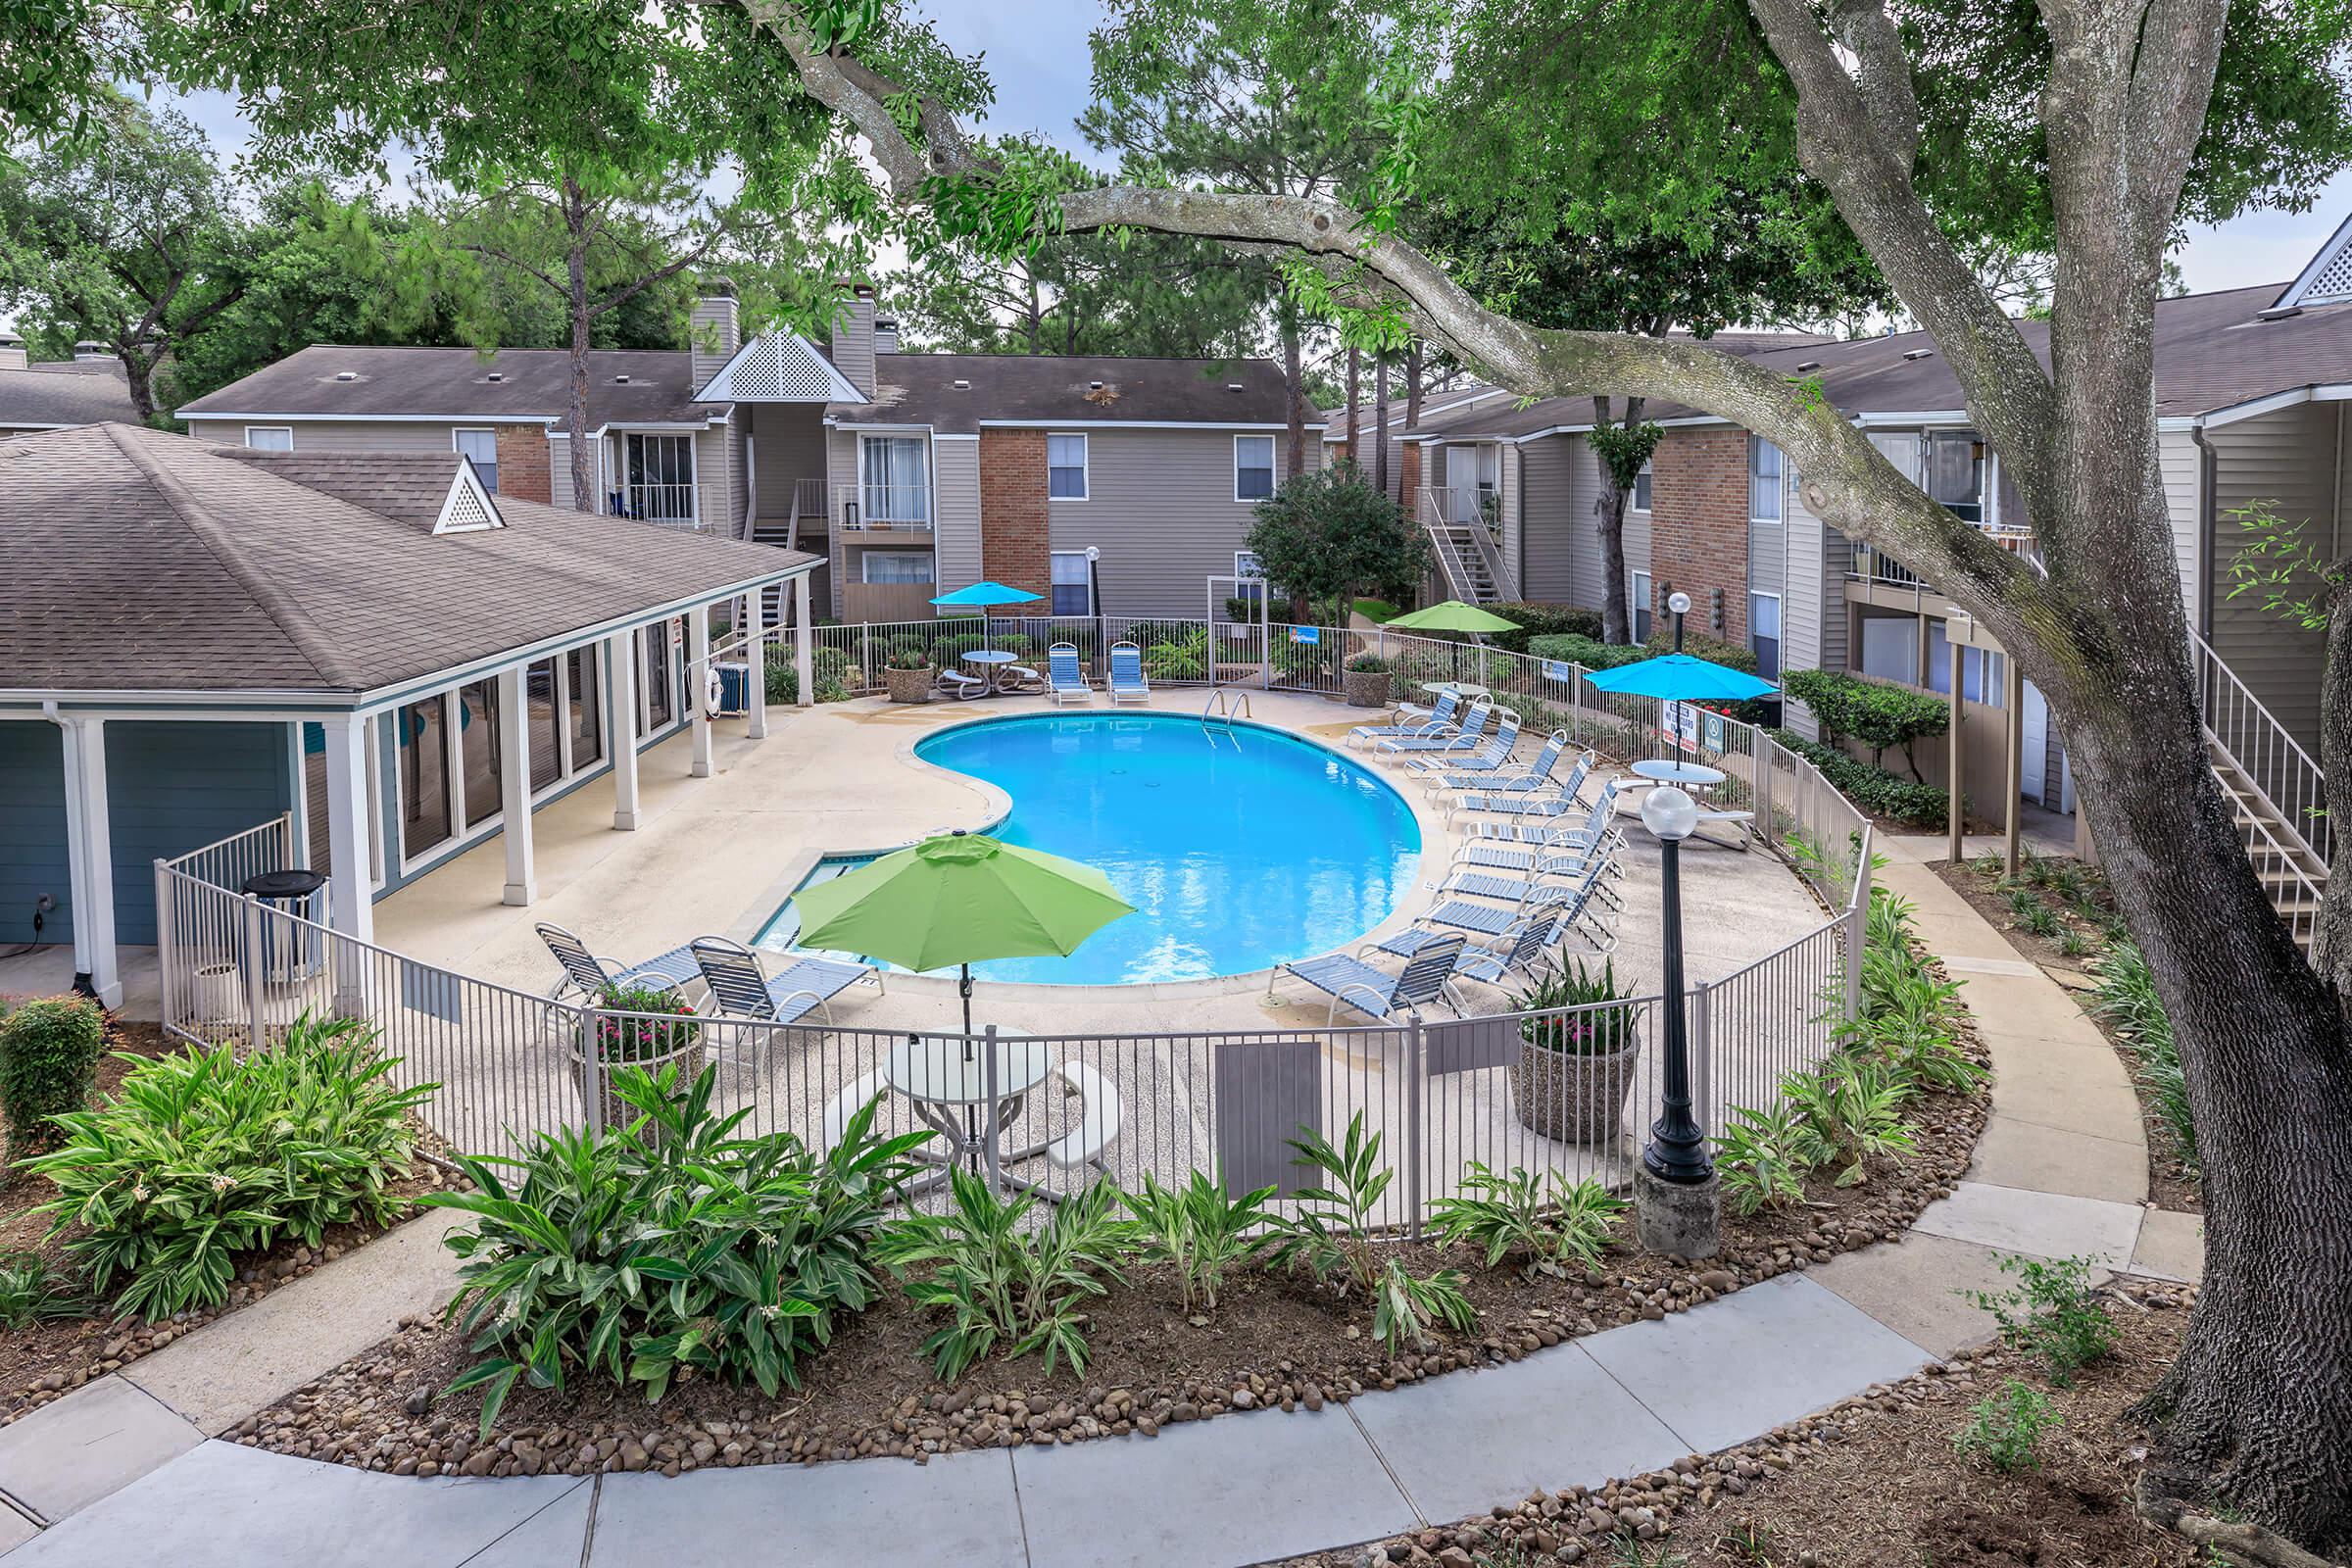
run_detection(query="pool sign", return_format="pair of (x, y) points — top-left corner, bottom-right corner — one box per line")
(1702, 710), (1727, 753)
(1291, 625), (1320, 645)
(1542, 660), (1573, 683)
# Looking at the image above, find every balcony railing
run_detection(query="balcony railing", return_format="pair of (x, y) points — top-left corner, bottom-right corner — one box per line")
(835, 481), (932, 530)
(604, 481), (709, 529)
(1847, 524), (2036, 592)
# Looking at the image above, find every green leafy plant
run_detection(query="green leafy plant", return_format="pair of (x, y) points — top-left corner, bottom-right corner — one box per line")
(2019, 901), (2062, 938)
(2090, 939), (2196, 1174)
(1713, 1102), (1820, 1216)
(1428, 1163), (1624, 1279)
(586, 982), (700, 1064)
(1144, 629), (1210, 680)
(764, 659), (799, 706)
(1117, 1168), (1275, 1313)
(1346, 652), (1392, 674)
(0, 995), (105, 1157)
(878, 1168), (1137, 1381)
(883, 647), (929, 670)
(1483, 602), (1603, 652)
(1270, 1114), (1475, 1353)
(27, 1014), (429, 1319)
(1954, 1378), (2063, 1472)
(1782, 668), (1951, 781)
(1964, 1253), (2115, 1387)
(1515, 958), (1640, 1056)
(0, 1249), (86, 1329)
(1768, 728), (1950, 826)
(430, 1066), (928, 1433)
(1785, 1055), (1915, 1185)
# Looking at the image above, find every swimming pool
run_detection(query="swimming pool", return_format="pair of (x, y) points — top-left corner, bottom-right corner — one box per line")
(755, 711), (1422, 985)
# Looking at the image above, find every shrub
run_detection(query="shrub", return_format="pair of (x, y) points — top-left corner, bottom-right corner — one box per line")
(2090, 941), (2195, 1172)
(878, 1168), (1137, 1381)
(764, 660), (799, 706)
(1516, 958), (1639, 1056)
(1964, 1254), (2114, 1386)
(1347, 653), (1392, 674)
(1713, 1102), (1818, 1216)
(1429, 1163), (1624, 1280)
(1117, 1169), (1275, 1313)
(1783, 668), (1950, 780)
(1487, 603), (1603, 652)
(0, 1250), (86, 1329)
(1785, 1055), (1915, 1185)
(0, 996), (105, 1157)
(1270, 1114), (1476, 1355)
(1954, 1379), (2062, 1472)
(1144, 629), (1211, 681)
(586, 982), (700, 1065)
(884, 647), (929, 671)
(28, 1015), (429, 1319)
(1274, 634), (1335, 682)
(1769, 728), (1950, 826)
(431, 1066), (927, 1432)
(1529, 632), (1646, 671)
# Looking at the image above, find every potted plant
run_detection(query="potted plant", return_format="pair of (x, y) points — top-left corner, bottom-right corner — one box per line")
(883, 647), (933, 704)
(1508, 958), (1644, 1145)
(1343, 653), (1394, 709)
(571, 981), (705, 1130)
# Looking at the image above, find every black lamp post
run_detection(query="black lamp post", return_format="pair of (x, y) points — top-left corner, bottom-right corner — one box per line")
(1639, 784), (1713, 1184)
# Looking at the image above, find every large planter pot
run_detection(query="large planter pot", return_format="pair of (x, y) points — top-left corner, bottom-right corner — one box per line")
(1509, 1029), (1643, 1145)
(570, 1022), (706, 1132)
(1343, 669), (1392, 709)
(885, 664), (933, 704)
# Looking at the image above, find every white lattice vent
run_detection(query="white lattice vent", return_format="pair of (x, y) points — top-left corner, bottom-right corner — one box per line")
(434, 465), (505, 534)
(734, 337), (842, 401)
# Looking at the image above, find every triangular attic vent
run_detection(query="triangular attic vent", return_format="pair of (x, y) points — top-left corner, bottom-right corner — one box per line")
(2274, 212), (2352, 310)
(434, 459), (505, 534)
(695, 333), (864, 403)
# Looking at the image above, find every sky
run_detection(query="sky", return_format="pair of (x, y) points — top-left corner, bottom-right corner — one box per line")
(85, 1), (2352, 304)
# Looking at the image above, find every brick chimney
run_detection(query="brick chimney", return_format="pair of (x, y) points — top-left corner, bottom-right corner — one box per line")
(690, 279), (740, 395)
(829, 284), (878, 399)
(0, 332), (25, 371)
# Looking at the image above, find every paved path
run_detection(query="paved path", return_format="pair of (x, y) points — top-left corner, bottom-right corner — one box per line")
(0, 835), (2204, 1568)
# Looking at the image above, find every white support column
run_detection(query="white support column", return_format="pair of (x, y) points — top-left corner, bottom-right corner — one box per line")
(58, 718), (121, 1008)
(286, 721), (311, 869)
(794, 575), (814, 709)
(319, 711), (373, 947)
(610, 632), (642, 830)
(496, 665), (536, 906)
(746, 602), (769, 739)
(688, 611), (715, 778)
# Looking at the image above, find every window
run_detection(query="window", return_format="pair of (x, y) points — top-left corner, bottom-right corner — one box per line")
(526, 659), (563, 791)
(565, 646), (603, 770)
(1047, 434), (1088, 499)
(859, 551), (935, 584)
(615, 433), (696, 522)
(1749, 437), (1785, 523)
(454, 428), (499, 493)
(1857, 616), (1918, 685)
(1051, 551), (1093, 616)
(1748, 593), (1782, 682)
(643, 622), (674, 731)
(399, 697), (451, 861)
(860, 435), (930, 524)
(245, 426), (293, 452)
(1926, 430), (1985, 523)
(1632, 461), (1652, 513)
(458, 680), (502, 829)
(1235, 434), (1276, 501)
(1630, 570), (1653, 644)
(1928, 620), (2006, 707)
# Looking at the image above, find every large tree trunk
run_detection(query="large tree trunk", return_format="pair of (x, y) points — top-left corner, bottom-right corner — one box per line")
(120, 350), (158, 423)
(1405, 340), (1422, 428)
(563, 182), (595, 514)
(2315, 599), (2352, 992)
(1373, 354), (1390, 499)
(1593, 395), (1638, 644)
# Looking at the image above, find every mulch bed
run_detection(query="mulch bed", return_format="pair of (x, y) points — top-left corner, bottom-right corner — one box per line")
(0, 1016), (462, 1428)
(1927, 857), (2203, 1214)
(228, 1017), (1993, 1482)
(1283, 1278), (2201, 1567)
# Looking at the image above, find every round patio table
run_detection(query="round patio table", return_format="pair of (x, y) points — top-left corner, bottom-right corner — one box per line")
(961, 647), (1022, 693)
(886, 1033), (1058, 1194)
(1628, 759), (1747, 851)
(1419, 680), (1492, 700)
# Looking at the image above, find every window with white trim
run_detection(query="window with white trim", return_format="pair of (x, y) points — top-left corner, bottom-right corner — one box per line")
(1047, 433), (1088, 499)
(1748, 592), (1782, 681)
(454, 427), (499, 493)
(859, 551), (935, 584)
(1632, 460), (1652, 513)
(1630, 569), (1653, 644)
(245, 426), (293, 452)
(1235, 434), (1276, 501)
(1051, 550), (1093, 615)
(1749, 436), (1785, 523)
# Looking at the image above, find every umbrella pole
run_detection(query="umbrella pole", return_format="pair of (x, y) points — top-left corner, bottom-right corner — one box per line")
(959, 962), (979, 1168)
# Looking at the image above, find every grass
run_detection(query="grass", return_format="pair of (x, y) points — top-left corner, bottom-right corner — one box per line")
(1352, 598), (1402, 623)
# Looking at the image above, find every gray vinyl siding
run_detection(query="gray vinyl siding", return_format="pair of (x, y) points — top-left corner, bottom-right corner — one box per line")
(106, 720), (292, 945)
(1499, 444), (1523, 589)
(2206, 401), (2335, 755)
(1779, 469), (1847, 742)
(749, 405), (828, 522)
(825, 426), (858, 617)
(1516, 434), (1585, 603)
(184, 417), (474, 454)
(2157, 426), (2204, 614)
(0, 720), (72, 945)
(933, 437), (983, 591)
(692, 425), (736, 536)
(1047, 428), (1303, 617)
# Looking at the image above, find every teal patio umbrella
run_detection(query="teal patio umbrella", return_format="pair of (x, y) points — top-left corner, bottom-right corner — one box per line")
(930, 580), (1044, 654)
(1580, 653), (1780, 704)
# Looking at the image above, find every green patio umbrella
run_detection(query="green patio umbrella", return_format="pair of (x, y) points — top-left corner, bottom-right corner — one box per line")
(1385, 601), (1522, 684)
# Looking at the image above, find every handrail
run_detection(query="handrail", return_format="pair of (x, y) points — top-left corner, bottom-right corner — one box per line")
(1201, 690), (1253, 730)
(2189, 627), (2328, 864)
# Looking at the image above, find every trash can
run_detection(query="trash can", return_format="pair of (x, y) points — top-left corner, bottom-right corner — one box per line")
(715, 660), (752, 715)
(242, 868), (329, 984)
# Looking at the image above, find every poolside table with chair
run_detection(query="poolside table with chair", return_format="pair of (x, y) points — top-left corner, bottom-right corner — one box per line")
(1629, 758), (1752, 849)
(961, 647), (1023, 693)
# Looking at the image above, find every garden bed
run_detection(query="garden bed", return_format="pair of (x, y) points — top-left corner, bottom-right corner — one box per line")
(1282, 1277), (2201, 1567)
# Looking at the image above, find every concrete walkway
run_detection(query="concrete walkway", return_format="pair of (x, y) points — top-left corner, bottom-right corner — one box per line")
(0, 835), (2204, 1567)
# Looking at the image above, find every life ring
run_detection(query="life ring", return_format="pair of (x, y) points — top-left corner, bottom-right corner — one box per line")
(704, 665), (726, 716)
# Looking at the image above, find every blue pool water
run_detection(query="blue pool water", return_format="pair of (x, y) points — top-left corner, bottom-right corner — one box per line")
(755, 711), (1422, 985)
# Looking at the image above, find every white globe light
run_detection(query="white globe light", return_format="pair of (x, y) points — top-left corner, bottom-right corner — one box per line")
(1667, 591), (1692, 616)
(1641, 784), (1701, 842)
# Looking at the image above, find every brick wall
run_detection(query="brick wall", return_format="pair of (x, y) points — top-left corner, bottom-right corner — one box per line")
(1398, 443), (1422, 508)
(495, 425), (553, 505)
(1647, 428), (1750, 644)
(978, 429), (1051, 598)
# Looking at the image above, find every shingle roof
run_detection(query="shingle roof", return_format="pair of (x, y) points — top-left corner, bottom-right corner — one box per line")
(173, 344), (718, 428)
(0, 364), (141, 429)
(833, 353), (1293, 433)
(0, 425), (815, 699)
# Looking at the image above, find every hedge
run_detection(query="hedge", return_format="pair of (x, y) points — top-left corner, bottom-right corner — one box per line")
(0, 996), (105, 1158)
(1782, 668), (1948, 779)
(1488, 603), (1603, 652)
(1770, 728), (1952, 827)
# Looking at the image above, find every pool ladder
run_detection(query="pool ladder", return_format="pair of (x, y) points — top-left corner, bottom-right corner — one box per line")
(1200, 689), (1251, 745)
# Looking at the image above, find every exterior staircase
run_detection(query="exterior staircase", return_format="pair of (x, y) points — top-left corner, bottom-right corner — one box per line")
(748, 478), (825, 628)
(1417, 488), (1519, 605)
(2192, 631), (2328, 954)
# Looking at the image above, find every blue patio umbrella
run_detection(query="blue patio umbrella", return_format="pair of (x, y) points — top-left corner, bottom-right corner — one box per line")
(930, 580), (1045, 654)
(1581, 654), (1780, 704)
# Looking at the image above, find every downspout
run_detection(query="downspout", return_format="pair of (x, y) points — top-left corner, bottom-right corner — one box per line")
(42, 701), (96, 999)
(2191, 419), (2217, 640)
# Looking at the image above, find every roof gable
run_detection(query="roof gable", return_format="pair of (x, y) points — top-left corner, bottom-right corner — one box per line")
(696, 333), (865, 403)
(433, 460), (505, 534)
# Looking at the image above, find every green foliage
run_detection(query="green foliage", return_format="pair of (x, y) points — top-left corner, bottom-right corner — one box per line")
(430, 1066), (928, 1433)
(1428, 1163), (1624, 1280)
(1529, 633), (1646, 670)
(1964, 1254), (2115, 1387)
(1117, 1169), (1275, 1313)
(1142, 628), (1211, 681)
(1271, 1114), (1476, 1354)
(2091, 941), (2196, 1174)
(1347, 652), (1393, 674)
(1769, 728), (1950, 827)
(1954, 1379), (2062, 1472)
(1713, 1102), (1818, 1217)
(0, 1250), (86, 1329)
(884, 646), (929, 671)
(27, 1016), (429, 1320)
(2222, 501), (2346, 634)
(764, 659), (800, 706)
(1245, 463), (1426, 619)
(878, 1168), (1137, 1382)
(1782, 669), (1950, 780)
(0, 995), (104, 1157)
(1588, 420), (1664, 491)
(1486, 604), (1604, 652)
(1515, 959), (1640, 1056)
(1839, 893), (1985, 1097)
(586, 983), (700, 1064)
(1785, 1055), (1916, 1186)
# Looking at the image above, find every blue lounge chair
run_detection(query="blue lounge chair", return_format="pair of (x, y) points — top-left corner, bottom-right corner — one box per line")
(537, 921), (701, 1010)
(1425, 730), (1571, 796)
(1406, 711), (1525, 780)
(1421, 873), (1617, 955)
(1364, 909), (1559, 989)
(1348, 688), (1460, 749)
(1463, 780), (1622, 849)
(1441, 844), (1625, 914)
(1106, 641), (1151, 706)
(690, 936), (880, 1026)
(1047, 642), (1096, 707)
(1271, 931), (1467, 1023)
(1375, 700), (1495, 755)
